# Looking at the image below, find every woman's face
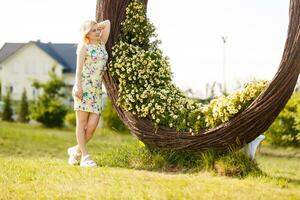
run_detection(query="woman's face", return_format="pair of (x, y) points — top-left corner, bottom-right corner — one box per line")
(86, 24), (102, 42)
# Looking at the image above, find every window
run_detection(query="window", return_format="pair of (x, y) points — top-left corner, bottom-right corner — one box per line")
(44, 64), (49, 74)
(31, 61), (36, 74)
(27, 64), (32, 74)
(25, 65), (29, 74)
(13, 62), (18, 74)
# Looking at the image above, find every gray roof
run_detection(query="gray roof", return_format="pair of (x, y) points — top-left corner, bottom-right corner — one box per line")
(0, 41), (77, 73)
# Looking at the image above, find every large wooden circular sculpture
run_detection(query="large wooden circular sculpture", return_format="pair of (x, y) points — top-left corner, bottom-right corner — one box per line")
(96, 0), (300, 152)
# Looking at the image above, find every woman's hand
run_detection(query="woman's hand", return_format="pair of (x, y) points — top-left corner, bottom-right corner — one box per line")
(97, 20), (111, 44)
(73, 85), (83, 99)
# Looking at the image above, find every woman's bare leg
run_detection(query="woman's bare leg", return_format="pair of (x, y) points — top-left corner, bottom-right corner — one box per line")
(74, 113), (100, 152)
(75, 110), (90, 156)
(85, 113), (100, 143)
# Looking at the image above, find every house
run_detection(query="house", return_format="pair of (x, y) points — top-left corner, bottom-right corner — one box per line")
(0, 40), (77, 101)
(0, 40), (108, 127)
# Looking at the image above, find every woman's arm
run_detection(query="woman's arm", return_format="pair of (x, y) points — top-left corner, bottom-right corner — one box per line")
(73, 44), (87, 99)
(97, 20), (111, 44)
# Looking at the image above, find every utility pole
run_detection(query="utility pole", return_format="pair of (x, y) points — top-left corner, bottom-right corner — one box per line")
(221, 36), (228, 95)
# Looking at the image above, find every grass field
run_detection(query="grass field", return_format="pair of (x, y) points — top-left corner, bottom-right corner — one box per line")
(0, 122), (299, 200)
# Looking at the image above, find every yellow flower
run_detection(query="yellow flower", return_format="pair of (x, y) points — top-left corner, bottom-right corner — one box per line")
(138, 140), (145, 147)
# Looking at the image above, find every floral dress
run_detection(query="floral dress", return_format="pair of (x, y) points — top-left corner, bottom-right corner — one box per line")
(74, 42), (108, 114)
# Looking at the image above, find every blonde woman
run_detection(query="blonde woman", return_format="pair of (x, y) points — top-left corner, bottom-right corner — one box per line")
(68, 19), (110, 167)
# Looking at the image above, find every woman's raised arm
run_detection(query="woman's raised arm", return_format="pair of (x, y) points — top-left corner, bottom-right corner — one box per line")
(97, 20), (111, 44)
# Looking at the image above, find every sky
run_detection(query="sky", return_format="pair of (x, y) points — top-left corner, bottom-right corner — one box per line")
(0, 0), (290, 97)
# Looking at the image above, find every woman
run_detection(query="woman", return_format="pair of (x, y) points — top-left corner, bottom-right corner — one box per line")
(68, 19), (110, 167)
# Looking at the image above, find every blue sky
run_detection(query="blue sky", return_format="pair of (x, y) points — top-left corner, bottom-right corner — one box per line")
(0, 0), (290, 97)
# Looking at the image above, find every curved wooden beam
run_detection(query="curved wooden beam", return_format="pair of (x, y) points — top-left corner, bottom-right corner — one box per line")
(96, 0), (300, 152)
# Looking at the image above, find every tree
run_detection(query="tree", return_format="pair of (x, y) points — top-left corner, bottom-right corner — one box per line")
(30, 65), (67, 127)
(17, 88), (30, 123)
(2, 89), (13, 122)
(0, 81), (2, 101)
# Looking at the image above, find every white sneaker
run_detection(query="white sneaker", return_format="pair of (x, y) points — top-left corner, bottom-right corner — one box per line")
(67, 146), (81, 165)
(80, 154), (97, 167)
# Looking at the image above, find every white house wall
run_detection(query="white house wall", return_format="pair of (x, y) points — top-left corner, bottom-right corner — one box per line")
(0, 43), (65, 101)
(63, 73), (75, 86)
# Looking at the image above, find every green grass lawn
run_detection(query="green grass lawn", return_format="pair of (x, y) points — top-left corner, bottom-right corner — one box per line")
(0, 121), (299, 200)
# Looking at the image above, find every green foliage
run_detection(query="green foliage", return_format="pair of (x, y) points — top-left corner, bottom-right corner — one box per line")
(102, 97), (129, 132)
(214, 151), (261, 177)
(203, 80), (268, 128)
(98, 140), (261, 177)
(30, 65), (67, 127)
(265, 91), (300, 146)
(64, 112), (76, 127)
(121, 1), (157, 49)
(108, 0), (268, 134)
(0, 81), (2, 101)
(17, 88), (30, 123)
(2, 89), (13, 122)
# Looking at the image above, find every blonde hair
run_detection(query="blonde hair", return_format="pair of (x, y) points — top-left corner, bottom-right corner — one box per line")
(79, 20), (97, 44)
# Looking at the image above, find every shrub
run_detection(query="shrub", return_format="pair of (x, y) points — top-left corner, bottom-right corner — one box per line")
(0, 81), (2, 101)
(17, 88), (30, 123)
(30, 66), (67, 127)
(2, 89), (13, 122)
(265, 91), (300, 146)
(65, 112), (76, 127)
(214, 151), (261, 177)
(97, 141), (261, 177)
(102, 98), (129, 132)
